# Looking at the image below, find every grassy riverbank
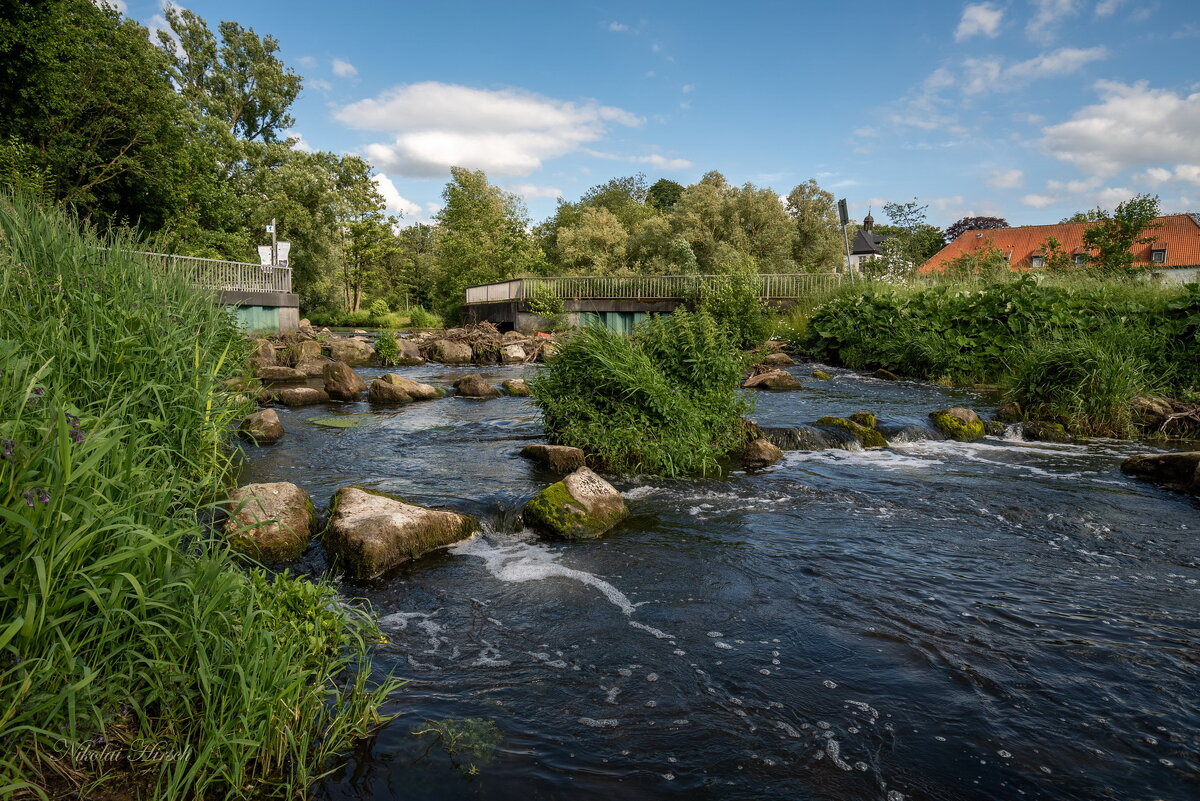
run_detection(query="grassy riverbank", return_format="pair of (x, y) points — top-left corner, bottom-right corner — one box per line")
(0, 195), (393, 799)
(786, 274), (1200, 437)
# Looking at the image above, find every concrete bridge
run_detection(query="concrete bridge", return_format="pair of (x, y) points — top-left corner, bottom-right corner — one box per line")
(141, 251), (299, 332)
(463, 273), (843, 333)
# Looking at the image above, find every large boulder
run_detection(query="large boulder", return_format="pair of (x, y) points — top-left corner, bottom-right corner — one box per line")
(288, 340), (323, 363)
(523, 467), (628, 540)
(323, 361), (367, 401)
(454, 374), (501, 398)
(239, 408), (284, 445)
(380, 374), (444, 401)
(817, 416), (887, 448)
(500, 344), (527, 364)
(742, 369), (802, 390)
(1121, 452), (1200, 493)
(521, 444), (586, 474)
(295, 356), (335, 377)
(995, 401), (1023, 423)
(741, 438), (784, 470)
(224, 482), (314, 562)
(929, 407), (985, 442)
(248, 338), (277, 370)
(1023, 420), (1072, 443)
(324, 487), (477, 579)
(367, 378), (413, 404)
(760, 352), (796, 367)
(277, 387), (330, 406)
(255, 365), (307, 382)
(429, 339), (473, 364)
(328, 338), (375, 367)
(502, 378), (530, 396)
(394, 339), (424, 366)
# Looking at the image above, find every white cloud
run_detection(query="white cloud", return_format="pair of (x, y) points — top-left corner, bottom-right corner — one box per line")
(1040, 81), (1200, 175)
(372, 174), (421, 218)
(308, 78), (332, 93)
(296, 55), (317, 69)
(682, 84), (695, 93)
(584, 149), (692, 170)
(332, 58), (357, 78)
(337, 82), (643, 178)
(1136, 164), (1200, 187)
(988, 169), (1026, 188)
(608, 21), (629, 32)
(283, 129), (315, 153)
(507, 184), (564, 200)
(1020, 193), (1058, 207)
(1094, 0), (1124, 16)
(1027, 0), (1079, 42)
(955, 3), (1004, 41)
(962, 47), (1107, 94)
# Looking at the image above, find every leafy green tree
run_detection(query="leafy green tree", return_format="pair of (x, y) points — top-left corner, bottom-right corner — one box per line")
(556, 206), (630, 274)
(646, 178), (684, 211)
(1040, 236), (1072, 272)
(882, 198), (946, 268)
(785, 179), (842, 271)
(1060, 209), (1106, 224)
(1081, 193), (1162, 272)
(727, 183), (794, 272)
(434, 167), (544, 319)
(945, 216), (1008, 242)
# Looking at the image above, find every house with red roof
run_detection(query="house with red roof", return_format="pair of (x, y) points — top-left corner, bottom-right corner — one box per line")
(920, 213), (1200, 282)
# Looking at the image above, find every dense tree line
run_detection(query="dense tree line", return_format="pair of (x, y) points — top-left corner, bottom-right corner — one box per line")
(0, 0), (907, 322)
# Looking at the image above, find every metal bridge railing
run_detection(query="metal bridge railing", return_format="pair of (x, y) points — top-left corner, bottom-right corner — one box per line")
(464, 273), (842, 304)
(134, 251), (293, 294)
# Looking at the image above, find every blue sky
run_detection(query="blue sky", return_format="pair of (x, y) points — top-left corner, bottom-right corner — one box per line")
(121, 0), (1199, 229)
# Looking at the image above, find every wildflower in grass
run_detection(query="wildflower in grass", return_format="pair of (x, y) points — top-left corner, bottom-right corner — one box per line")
(65, 412), (80, 428)
(70, 428), (85, 445)
(37, 488), (50, 504)
(22, 490), (34, 507)
(2, 439), (13, 459)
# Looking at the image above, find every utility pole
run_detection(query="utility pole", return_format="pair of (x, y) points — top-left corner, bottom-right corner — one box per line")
(837, 199), (855, 279)
(270, 218), (278, 266)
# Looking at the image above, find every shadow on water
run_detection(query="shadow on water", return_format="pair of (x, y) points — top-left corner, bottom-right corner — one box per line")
(241, 363), (1200, 801)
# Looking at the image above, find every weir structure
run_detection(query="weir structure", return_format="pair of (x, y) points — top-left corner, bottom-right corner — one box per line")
(463, 273), (843, 333)
(139, 250), (298, 332)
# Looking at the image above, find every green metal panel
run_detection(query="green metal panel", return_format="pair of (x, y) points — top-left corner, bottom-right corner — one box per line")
(227, 305), (280, 333)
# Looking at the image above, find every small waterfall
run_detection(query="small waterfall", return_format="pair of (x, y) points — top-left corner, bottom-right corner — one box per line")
(761, 419), (948, 452)
(878, 423), (946, 444)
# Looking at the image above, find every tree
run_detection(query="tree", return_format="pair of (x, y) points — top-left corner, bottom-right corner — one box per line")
(726, 183), (794, 272)
(556, 206), (629, 274)
(1060, 209), (1106, 224)
(945, 216), (1008, 242)
(1040, 236), (1071, 272)
(785, 179), (842, 272)
(646, 178), (684, 211)
(1081, 193), (1162, 272)
(943, 242), (1009, 276)
(882, 198), (946, 269)
(434, 167), (544, 319)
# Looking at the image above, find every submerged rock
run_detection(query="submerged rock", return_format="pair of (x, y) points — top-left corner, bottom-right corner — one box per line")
(454, 374), (501, 398)
(328, 338), (375, 367)
(817, 416), (887, 449)
(276, 387), (330, 406)
(430, 339), (473, 364)
(742, 369), (802, 390)
(1121, 451), (1200, 493)
(521, 443), (586, 474)
(323, 361), (367, 401)
(523, 467), (628, 539)
(929, 407), (985, 442)
(873, 368), (900, 381)
(239, 408), (284, 445)
(224, 482), (314, 562)
(741, 438), (784, 469)
(381, 373), (444, 401)
(811, 370), (832, 381)
(502, 378), (531, 396)
(324, 487), (477, 579)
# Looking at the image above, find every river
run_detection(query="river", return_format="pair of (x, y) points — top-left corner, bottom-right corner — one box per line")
(240, 362), (1199, 801)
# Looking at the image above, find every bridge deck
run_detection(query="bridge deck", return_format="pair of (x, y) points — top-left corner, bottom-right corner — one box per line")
(465, 273), (841, 304)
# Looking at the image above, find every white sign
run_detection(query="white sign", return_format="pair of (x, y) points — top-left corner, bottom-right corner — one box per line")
(257, 245), (273, 267)
(276, 241), (291, 268)
(265, 223), (275, 233)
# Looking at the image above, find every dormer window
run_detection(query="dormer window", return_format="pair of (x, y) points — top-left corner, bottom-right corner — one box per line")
(1031, 255), (1045, 269)
(1072, 246), (1090, 266)
(1151, 242), (1167, 264)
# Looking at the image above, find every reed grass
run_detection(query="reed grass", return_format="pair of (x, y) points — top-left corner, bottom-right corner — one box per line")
(0, 193), (396, 799)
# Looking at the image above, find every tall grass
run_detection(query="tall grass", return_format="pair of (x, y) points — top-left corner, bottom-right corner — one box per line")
(0, 193), (395, 799)
(786, 273), (1200, 435)
(531, 310), (751, 476)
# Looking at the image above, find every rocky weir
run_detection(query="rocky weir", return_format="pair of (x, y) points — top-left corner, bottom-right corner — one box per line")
(227, 348), (1199, 801)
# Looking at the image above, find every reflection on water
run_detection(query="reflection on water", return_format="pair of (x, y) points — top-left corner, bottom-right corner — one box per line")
(240, 363), (1200, 801)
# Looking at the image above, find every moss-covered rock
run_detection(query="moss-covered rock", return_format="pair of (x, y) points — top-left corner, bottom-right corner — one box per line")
(501, 378), (531, 396)
(929, 407), (985, 442)
(523, 467), (628, 539)
(1023, 420), (1072, 443)
(995, 401), (1023, 423)
(817, 416), (888, 449)
(848, 412), (877, 429)
(324, 486), (477, 579)
(985, 420), (1006, 436)
(224, 482), (314, 562)
(811, 369), (832, 381)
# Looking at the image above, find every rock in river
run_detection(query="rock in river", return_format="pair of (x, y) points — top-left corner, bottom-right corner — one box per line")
(1121, 451), (1200, 494)
(224, 482), (314, 562)
(454, 374), (501, 398)
(323, 360), (367, 401)
(239, 408), (284, 445)
(929, 407), (985, 442)
(742, 369), (802, 390)
(255, 365), (307, 381)
(324, 487), (477, 579)
(276, 387), (329, 406)
(430, 339), (473, 364)
(381, 374), (444, 401)
(328, 338), (375, 367)
(523, 467), (628, 539)
(502, 378), (531, 396)
(521, 443), (586, 473)
(741, 438), (784, 469)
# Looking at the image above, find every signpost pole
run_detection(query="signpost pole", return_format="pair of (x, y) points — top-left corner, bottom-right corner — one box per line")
(837, 199), (855, 280)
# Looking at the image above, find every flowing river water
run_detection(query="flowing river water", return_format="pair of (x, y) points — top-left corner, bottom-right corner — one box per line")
(240, 362), (1199, 801)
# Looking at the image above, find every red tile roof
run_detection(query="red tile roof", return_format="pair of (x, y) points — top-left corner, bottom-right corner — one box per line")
(920, 214), (1200, 273)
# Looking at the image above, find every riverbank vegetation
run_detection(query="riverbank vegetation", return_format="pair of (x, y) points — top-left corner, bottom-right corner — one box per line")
(790, 274), (1200, 437)
(531, 310), (751, 476)
(0, 194), (394, 798)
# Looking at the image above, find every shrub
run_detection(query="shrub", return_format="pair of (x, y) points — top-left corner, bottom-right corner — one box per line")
(374, 330), (401, 365)
(408, 306), (443, 329)
(526, 285), (567, 332)
(0, 193), (395, 798)
(691, 270), (773, 350)
(531, 310), (751, 476)
(368, 298), (390, 318)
